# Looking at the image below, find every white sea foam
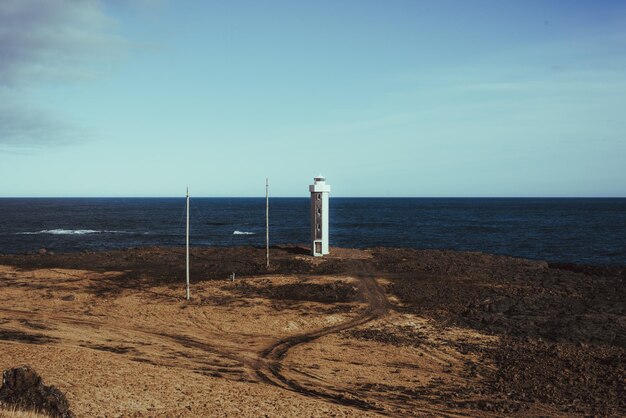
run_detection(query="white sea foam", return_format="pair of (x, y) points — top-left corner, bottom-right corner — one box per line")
(233, 230), (255, 235)
(16, 229), (129, 235)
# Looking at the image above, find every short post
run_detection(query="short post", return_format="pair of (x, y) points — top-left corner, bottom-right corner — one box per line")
(266, 177), (270, 268)
(186, 187), (190, 300)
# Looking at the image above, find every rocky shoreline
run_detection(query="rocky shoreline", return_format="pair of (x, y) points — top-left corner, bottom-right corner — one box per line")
(0, 246), (624, 416)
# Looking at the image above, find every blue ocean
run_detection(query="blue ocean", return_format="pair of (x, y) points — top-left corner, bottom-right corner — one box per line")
(0, 198), (625, 265)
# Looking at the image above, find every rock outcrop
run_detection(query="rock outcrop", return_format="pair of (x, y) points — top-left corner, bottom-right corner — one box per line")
(0, 366), (74, 418)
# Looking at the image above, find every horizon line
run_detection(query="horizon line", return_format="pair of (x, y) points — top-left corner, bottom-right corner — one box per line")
(1, 196), (625, 199)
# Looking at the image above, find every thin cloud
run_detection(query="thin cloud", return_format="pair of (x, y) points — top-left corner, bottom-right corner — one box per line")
(0, 0), (137, 148)
(0, 0), (128, 86)
(0, 98), (85, 150)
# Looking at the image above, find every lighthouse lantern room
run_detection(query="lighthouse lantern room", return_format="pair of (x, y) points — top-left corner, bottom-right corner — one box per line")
(310, 175), (331, 256)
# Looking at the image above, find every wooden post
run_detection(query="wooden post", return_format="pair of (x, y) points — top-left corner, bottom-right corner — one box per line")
(265, 178), (269, 268)
(186, 187), (190, 301)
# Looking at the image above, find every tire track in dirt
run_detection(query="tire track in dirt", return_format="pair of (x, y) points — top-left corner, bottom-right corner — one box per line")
(1, 264), (391, 412)
(255, 262), (391, 413)
(0, 306), (251, 379)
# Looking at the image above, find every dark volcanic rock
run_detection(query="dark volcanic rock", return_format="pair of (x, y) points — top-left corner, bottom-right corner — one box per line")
(0, 365), (74, 418)
(227, 280), (358, 304)
(345, 325), (426, 347)
(486, 338), (626, 416)
(375, 248), (626, 415)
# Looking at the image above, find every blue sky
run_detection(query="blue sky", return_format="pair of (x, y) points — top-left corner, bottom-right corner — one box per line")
(1, 0), (625, 197)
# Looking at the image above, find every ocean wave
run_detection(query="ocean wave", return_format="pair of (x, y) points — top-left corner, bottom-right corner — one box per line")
(233, 230), (255, 235)
(15, 229), (130, 235)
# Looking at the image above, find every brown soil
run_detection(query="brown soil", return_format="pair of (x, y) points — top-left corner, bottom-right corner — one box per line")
(0, 246), (623, 416)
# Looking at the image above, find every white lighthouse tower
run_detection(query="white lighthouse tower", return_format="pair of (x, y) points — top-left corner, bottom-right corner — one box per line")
(310, 175), (330, 256)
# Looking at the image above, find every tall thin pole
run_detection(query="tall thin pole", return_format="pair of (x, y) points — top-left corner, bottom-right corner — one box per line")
(186, 187), (190, 300)
(265, 177), (269, 268)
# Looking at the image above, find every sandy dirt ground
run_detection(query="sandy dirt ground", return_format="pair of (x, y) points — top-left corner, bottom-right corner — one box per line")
(0, 246), (623, 417)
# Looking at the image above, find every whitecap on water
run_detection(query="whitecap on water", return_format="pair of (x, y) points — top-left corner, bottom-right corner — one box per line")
(233, 230), (255, 235)
(15, 229), (130, 235)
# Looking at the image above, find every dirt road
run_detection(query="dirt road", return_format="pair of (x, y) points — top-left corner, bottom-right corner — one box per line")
(256, 263), (390, 411)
